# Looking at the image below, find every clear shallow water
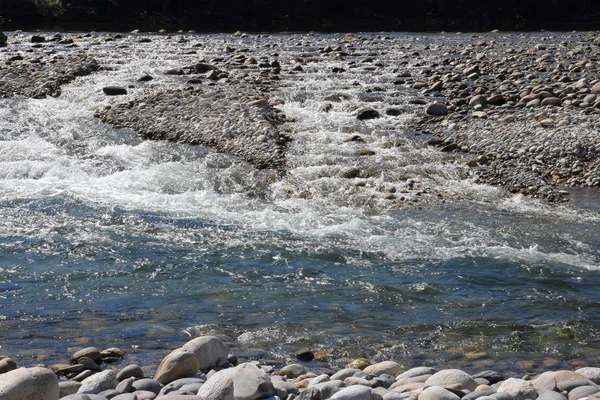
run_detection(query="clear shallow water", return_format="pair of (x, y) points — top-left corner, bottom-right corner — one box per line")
(1, 32), (600, 374)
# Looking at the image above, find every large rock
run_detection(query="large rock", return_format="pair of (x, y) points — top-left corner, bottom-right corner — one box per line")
(397, 367), (437, 379)
(59, 381), (82, 397)
(181, 336), (228, 370)
(234, 363), (275, 400)
(311, 380), (347, 398)
(132, 378), (163, 394)
(71, 347), (103, 365)
(78, 370), (119, 394)
(364, 361), (402, 376)
(575, 368), (600, 384)
(425, 369), (477, 391)
(197, 367), (236, 400)
(0, 357), (18, 374)
(0, 367), (59, 400)
(533, 371), (591, 390)
(154, 348), (200, 384)
(568, 386), (600, 400)
(497, 378), (537, 400)
(419, 386), (461, 400)
(330, 385), (373, 400)
(0, 31), (7, 47)
(117, 364), (145, 381)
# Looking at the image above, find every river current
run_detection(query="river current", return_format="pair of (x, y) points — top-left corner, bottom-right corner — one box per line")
(1, 32), (599, 374)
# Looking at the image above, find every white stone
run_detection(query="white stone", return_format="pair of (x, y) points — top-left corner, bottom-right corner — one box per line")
(0, 367), (59, 400)
(397, 368), (436, 380)
(419, 386), (461, 400)
(575, 368), (600, 384)
(425, 369), (477, 391)
(497, 378), (538, 400)
(197, 367), (236, 400)
(181, 336), (228, 370)
(331, 385), (374, 400)
(78, 370), (118, 394)
(234, 363), (275, 400)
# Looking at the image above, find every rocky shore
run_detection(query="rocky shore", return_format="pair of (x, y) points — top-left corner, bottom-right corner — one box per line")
(2, 335), (600, 400)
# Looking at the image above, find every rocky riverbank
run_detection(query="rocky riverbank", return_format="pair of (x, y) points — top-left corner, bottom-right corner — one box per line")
(2, 335), (600, 400)
(1, 30), (600, 203)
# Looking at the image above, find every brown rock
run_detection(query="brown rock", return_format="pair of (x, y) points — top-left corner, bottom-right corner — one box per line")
(70, 347), (102, 365)
(154, 348), (200, 385)
(0, 358), (18, 374)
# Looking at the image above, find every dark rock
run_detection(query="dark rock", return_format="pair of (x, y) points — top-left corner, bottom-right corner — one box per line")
(296, 350), (315, 361)
(31, 35), (46, 43)
(0, 31), (7, 47)
(103, 86), (128, 96)
(357, 109), (381, 120)
(426, 103), (448, 115)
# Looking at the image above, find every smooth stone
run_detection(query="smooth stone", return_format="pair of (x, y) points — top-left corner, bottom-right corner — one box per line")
(568, 385), (600, 400)
(132, 378), (163, 395)
(103, 86), (128, 96)
(497, 378), (537, 400)
(180, 336), (229, 370)
(279, 363), (307, 378)
(536, 377), (557, 395)
(116, 377), (135, 393)
(0, 357), (18, 374)
(344, 377), (372, 387)
(425, 369), (478, 391)
(73, 370), (96, 382)
(60, 381), (83, 397)
(357, 109), (381, 120)
(98, 389), (120, 398)
(426, 103), (448, 116)
(397, 368), (437, 380)
(491, 393), (513, 400)
(196, 367), (236, 400)
(79, 370), (119, 394)
(526, 99), (541, 107)
(311, 380), (346, 398)
(117, 364), (145, 381)
(308, 374), (332, 387)
(133, 390), (156, 400)
(233, 363), (275, 400)
(330, 385), (373, 400)
(472, 371), (503, 385)
(160, 378), (206, 395)
(541, 97), (562, 106)
(348, 359), (372, 370)
(469, 95), (487, 107)
(575, 368), (600, 384)
(591, 82), (600, 95)
(0, 367), (59, 400)
(487, 94), (505, 105)
(558, 380), (593, 392)
(247, 99), (269, 108)
(533, 372), (591, 389)
(297, 387), (323, 400)
(71, 347), (103, 364)
(61, 395), (109, 400)
(384, 393), (410, 400)
(154, 348), (200, 384)
(112, 394), (138, 400)
(101, 348), (125, 360)
(272, 379), (300, 395)
(364, 361), (402, 376)
(419, 386), (461, 400)
(392, 382), (428, 393)
(156, 396), (203, 400)
(78, 357), (101, 371)
(332, 369), (364, 381)
(538, 392), (567, 400)
(463, 390), (496, 400)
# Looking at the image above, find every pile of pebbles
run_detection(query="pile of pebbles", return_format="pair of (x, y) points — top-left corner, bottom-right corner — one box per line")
(410, 32), (600, 201)
(2, 335), (600, 400)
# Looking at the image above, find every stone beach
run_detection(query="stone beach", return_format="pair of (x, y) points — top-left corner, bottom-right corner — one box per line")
(3, 335), (600, 400)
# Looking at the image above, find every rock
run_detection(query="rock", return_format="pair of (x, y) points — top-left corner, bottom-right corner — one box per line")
(425, 369), (477, 391)
(297, 387), (324, 400)
(117, 364), (145, 381)
(541, 97), (562, 106)
(60, 381), (82, 397)
(103, 86), (128, 96)
(0, 357), (18, 374)
(344, 377), (372, 387)
(497, 378), (537, 400)
(181, 336), (229, 371)
(0, 367), (59, 400)
(575, 368), (600, 384)
(463, 390), (496, 400)
(330, 385), (373, 400)
(132, 378), (163, 395)
(247, 99), (269, 108)
(357, 109), (381, 120)
(296, 350), (315, 361)
(568, 386), (600, 400)
(133, 390), (156, 399)
(469, 95), (487, 107)
(397, 367), (437, 379)
(233, 363), (275, 400)
(487, 94), (505, 105)
(78, 370), (119, 394)
(112, 394), (138, 400)
(138, 75), (154, 82)
(279, 363), (307, 378)
(154, 348), (200, 385)
(591, 82), (600, 95)
(364, 361), (402, 376)
(347, 359), (371, 370)
(311, 380), (347, 399)
(101, 348), (125, 360)
(419, 386), (461, 400)
(31, 35), (46, 43)
(537, 392), (567, 400)
(430, 81), (444, 91)
(196, 367), (236, 400)
(61, 395), (109, 400)
(0, 31), (7, 47)
(426, 103), (448, 116)
(71, 347), (103, 365)
(558, 380), (592, 392)
(156, 396), (203, 400)
(78, 357), (101, 371)
(539, 119), (554, 127)
(332, 369), (364, 381)
(309, 374), (332, 387)
(116, 377), (135, 393)
(472, 371), (503, 385)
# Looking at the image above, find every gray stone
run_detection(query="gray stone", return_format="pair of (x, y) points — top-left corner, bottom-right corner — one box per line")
(309, 375), (332, 387)
(568, 386), (600, 400)
(79, 357), (101, 371)
(491, 393), (513, 400)
(344, 377), (372, 387)
(330, 385), (373, 400)
(71, 347), (103, 364)
(233, 363), (275, 400)
(469, 95), (487, 107)
(154, 348), (200, 385)
(74, 370), (96, 382)
(557, 380), (591, 392)
(536, 377), (557, 395)
(279, 364), (307, 378)
(180, 336), (229, 370)
(311, 380), (347, 398)
(463, 390), (496, 400)
(116, 377), (135, 393)
(133, 391), (157, 400)
(397, 368), (437, 380)
(591, 82), (600, 95)
(132, 378), (163, 395)
(425, 369), (478, 391)
(384, 393), (410, 400)
(419, 386), (461, 400)
(98, 389), (120, 398)
(364, 362), (402, 377)
(117, 364), (145, 381)
(0, 367), (59, 400)
(575, 368), (600, 385)
(156, 396), (203, 400)
(426, 103), (448, 116)
(497, 378), (537, 400)
(297, 387), (323, 400)
(79, 370), (119, 395)
(273, 379), (301, 395)
(60, 381), (83, 397)
(541, 97), (562, 106)
(112, 394), (138, 400)
(196, 367), (236, 400)
(537, 392), (567, 400)
(332, 369), (364, 381)
(61, 395), (109, 400)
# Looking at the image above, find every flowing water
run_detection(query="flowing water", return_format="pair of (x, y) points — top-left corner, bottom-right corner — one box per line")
(1, 32), (600, 373)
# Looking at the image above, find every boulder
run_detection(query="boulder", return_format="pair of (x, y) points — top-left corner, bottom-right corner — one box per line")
(181, 336), (229, 370)
(364, 361), (402, 376)
(233, 363), (275, 400)
(59, 381), (82, 397)
(425, 369), (478, 391)
(330, 385), (374, 400)
(117, 364), (145, 381)
(533, 371), (591, 390)
(0, 31), (7, 47)
(397, 367), (437, 379)
(569, 386), (600, 400)
(132, 378), (163, 394)
(279, 363), (307, 378)
(426, 103), (448, 116)
(311, 380), (347, 398)
(575, 368), (600, 384)
(154, 348), (200, 384)
(78, 370), (118, 394)
(196, 367), (236, 400)
(419, 386), (461, 400)
(497, 378), (537, 400)
(71, 347), (103, 365)
(0, 367), (59, 400)
(0, 357), (18, 374)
